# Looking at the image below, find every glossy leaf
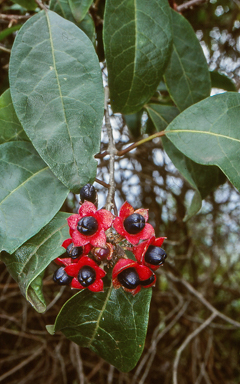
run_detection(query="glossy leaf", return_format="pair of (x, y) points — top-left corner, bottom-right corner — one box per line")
(103, 0), (172, 114)
(0, 89), (29, 144)
(51, 284), (152, 372)
(0, 141), (69, 254)
(9, 10), (104, 193)
(165, 92), (240, 192)
(11, 0), (37, 10)
(162, 138), (226, 220)
(1, 212), (70, 312)
(164, 10), (211, 111)
(69, 0), (93, 23)
(210, 71), (237, 92)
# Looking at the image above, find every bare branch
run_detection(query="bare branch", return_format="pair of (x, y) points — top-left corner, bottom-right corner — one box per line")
(165, 271), (240, 328)
(177, 0), (208, 12)
(104, 87), (116, 211)
(173, 312), (217, 384)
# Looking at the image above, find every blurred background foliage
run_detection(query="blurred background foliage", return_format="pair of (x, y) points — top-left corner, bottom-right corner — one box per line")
(0, 0), (240, 383)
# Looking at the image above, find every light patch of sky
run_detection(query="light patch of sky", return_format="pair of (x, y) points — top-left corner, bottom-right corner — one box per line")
(166, 175), (183, 195)
(152, 148), (164, 166)
(215, 5), (224, 17)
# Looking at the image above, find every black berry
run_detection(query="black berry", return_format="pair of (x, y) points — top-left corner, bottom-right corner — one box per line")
(77, 216), (98, 236)
(145, 246), (167, 266)
(78, 266), (96, 287)
(80, 184), (96, 203)
(66, 243), (83, 259)
(118, 267), (140, 289)
(53, 267), (73, 285)
(123, 213), (145, 234)
(141, 274), (155, 286)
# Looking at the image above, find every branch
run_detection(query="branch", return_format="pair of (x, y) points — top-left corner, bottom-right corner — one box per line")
(173, 312), (217, 384)
(34, 0), (47, 10)
(0, 45), (11, 53)
(177, 0), (208, 12)
(95, 178), (110, 189)
(95, 130), (166, 159)
(116, 130), (165, 156)
(104, 87), (116, 211)
(0, 345), (45, 382)
(165, 271), (240, 328)
(137, 301), (189, 384)
(0, 13), (31, 22)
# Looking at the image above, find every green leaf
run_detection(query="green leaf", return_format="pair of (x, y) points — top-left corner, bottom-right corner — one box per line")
(49, 0), (74, 21)
(11, 0), (37, 10)
(164, 10), (211, 111)
(1, 212), (70, 312)
(50, 1), (95, 44)
(124, 111), (143, 139)
(145, 104), (179, 132)
(9, 10), (104, 193)
(0, 24), (21, 41)
(0, 89), (29, 144)
(69, 0), (93, 23)
(210, 71), (237, 92)
(79, 13), (95, 45)
(165, 92), (240, 192)
(146, 103), (225, 219)
(103, 0), (172, 114)
(162, 138), (226, 220)
(51, 284), (152, 372)
(0, 141), (69, 254)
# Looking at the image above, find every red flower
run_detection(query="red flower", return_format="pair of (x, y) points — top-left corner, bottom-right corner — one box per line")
(112, 258), (156, 295)
(67, 201), (113, 248)
(113, 201), (155, 245)
(65, 256), (106, 292)
(132, 236), (167, 271)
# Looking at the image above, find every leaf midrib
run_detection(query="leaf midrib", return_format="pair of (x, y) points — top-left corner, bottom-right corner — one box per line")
(45, 11), (79, 177)
(87, 284), (113, 347)
(166, 129), (240, 143)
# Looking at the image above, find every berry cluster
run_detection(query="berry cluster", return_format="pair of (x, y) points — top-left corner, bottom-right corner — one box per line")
(53, 184), (167, 295)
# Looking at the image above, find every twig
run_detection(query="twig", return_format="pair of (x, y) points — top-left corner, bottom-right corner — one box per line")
(104, 87), (116, 211)
(116, 131), (165, 157)
(34, 0), (47, 10)
(55, 342), (67, 384)
(138, 301), (189, 384)
(95, 130), (166, 159)
(86, 359), (105, 380)
(165, 271), (240, 328)
(95, 150), (108, 159)
(95, 177), (110, 189)
(0, 13), (31, 22)
(46, 286), (65, 311)
(0, 345), (45, 382)
(0, 327), (45, 343)
(173, 312), (217, 384)
(107, 365), (115, 384)
(132, 299), (188, 384)
(177, 0), (208, 12)
(70, 343), (85, 384)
